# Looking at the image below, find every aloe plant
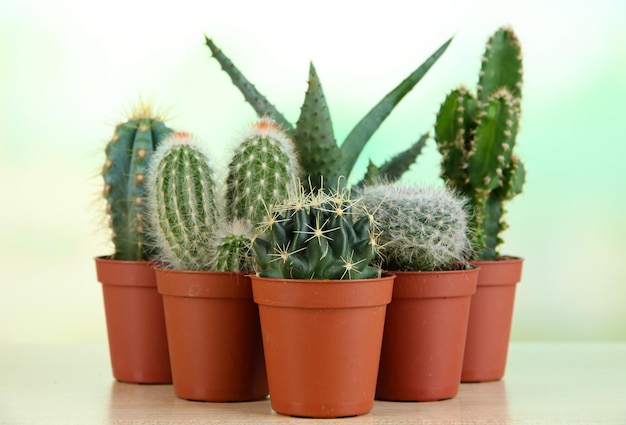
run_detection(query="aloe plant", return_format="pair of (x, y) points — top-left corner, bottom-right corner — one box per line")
(205, 36), (452, 190)
(434, 27), (525, 260)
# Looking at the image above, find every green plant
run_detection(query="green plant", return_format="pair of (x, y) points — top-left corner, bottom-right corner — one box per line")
(433, 26), (525, 260)
(102, 105), (173, 261)
(145, 131), (220, 270)
(209, 219), (255, 272)
(225, 116), (300, 226)
(252, 185), (380, 280)
(205, 36), (452, 190)
(359, 182), (471, 271)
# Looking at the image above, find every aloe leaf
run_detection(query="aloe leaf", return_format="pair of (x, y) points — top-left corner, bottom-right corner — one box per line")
(204, 36), (293, 131)
(340, 36), (453, 175)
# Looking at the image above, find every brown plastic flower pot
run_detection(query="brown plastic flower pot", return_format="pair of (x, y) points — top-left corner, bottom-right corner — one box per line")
(251, 274), (394, 418)
(95, 256), (172, 384)
(376, 267), (479, 401)
(156, 269), (268, 402)
(462, 257), (524, 383)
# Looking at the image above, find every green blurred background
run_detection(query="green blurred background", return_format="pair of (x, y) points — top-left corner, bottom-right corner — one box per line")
(1, 0), (624, 343)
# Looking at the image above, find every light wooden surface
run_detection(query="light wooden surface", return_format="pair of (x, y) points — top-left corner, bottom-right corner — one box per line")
(1, 342), (625, 424)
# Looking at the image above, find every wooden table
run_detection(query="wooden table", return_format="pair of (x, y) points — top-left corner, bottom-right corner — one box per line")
(1, 342), (625, 424)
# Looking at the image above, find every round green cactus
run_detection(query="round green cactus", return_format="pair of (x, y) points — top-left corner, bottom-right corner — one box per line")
(102, 105), (173, 261)
(225, 116), (300, 226)
(359, 183), (472, 271)
(252, 186), (380, 280)
(145, 131), (220, 270)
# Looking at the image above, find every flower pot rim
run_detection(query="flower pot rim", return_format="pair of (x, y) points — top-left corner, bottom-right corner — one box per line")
(95, 255), (161, 288)
(155, 268), (254, 299)
(470, 256), (524, 287)
(250, 273), (395, 309)
(389, 267), (479, 299)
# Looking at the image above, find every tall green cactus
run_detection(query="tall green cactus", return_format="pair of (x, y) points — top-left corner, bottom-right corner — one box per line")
(253, 186), (380, 280)
(205, 36), (451, 190)
(145, 131), (220, 270)
(102, 106), (172, 261)
(225, 116), (300, 226)
(434, 26), (525, 260)
(359, 183), (471, 271)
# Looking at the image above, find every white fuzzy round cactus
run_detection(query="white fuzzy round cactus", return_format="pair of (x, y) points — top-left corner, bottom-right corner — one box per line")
(359, 183), (472, 271)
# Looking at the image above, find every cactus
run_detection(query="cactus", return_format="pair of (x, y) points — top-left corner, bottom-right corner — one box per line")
(209, 219), (255, 272)
(145, 131), (220, 270)
(434, 26), (525, 260)
(102, 105), (173, 261)
(205, 36), (452, 190)
(359, 182), (471, 271)
(225, 117), (300, 226)
(252, 185), (380, 280)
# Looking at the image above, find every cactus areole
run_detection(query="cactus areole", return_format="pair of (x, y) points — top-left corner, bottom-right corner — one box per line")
(103, 111), (172, 261)
(434, 27), (526, 260)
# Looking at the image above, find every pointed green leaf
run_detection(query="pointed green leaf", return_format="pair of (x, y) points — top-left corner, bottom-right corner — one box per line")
(205, 36), (293, 131)
(293, 62), (344, 190)
(340, 36), (453, 175)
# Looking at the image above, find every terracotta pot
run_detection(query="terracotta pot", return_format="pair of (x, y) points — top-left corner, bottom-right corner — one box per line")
(251, 274), (395, 418)
(94, 256), (172, 384)
(156, 269), (268, 402)
(462, 257), (524, 382)
(375, 267), (479, 401)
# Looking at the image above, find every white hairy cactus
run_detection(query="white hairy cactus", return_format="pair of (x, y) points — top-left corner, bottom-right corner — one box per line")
(359, 182), (472, 271)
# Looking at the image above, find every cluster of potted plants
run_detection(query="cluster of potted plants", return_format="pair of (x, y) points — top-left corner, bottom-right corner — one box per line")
(94, 25), (525, 418)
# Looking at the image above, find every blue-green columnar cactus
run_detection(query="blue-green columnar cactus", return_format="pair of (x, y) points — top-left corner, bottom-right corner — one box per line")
(359, 183), (471, 271)
(209, 219), (255, 272)
(434, 26), (525, 260)
(205, 36), (452, 190)
(225, 116), (300, 226)
(102, 106), (173, 261)
(145, 131), (220, 270)
(252, 186), (381, 280)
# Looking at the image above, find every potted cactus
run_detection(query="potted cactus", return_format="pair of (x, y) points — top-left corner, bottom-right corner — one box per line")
(205, 36), (452, 190)
(433, 26), (526, 382)
(359, 182), (477, 402)
(94, 105), (173, 384)
(145, 118), (299, 402)
(250, 186), (394, 418)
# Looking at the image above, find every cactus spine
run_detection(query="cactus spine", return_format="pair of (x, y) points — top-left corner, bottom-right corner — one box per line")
(253, 186), (380, 280)
(205, 36), (452, 190)
(434, 27), (525, 260)
(146, 132), (220, 270)
(359, 183), (471, 271)
(102, 106), (172, 261)
(225, 117), (300, 226)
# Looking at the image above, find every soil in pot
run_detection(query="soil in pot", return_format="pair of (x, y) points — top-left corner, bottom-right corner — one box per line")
(376, 267), (479, 401)
(95, 256), (172, 384)
(251, 274), (394, 418)
(156, 269), (268, 402)
(462, 257), (523, 383)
